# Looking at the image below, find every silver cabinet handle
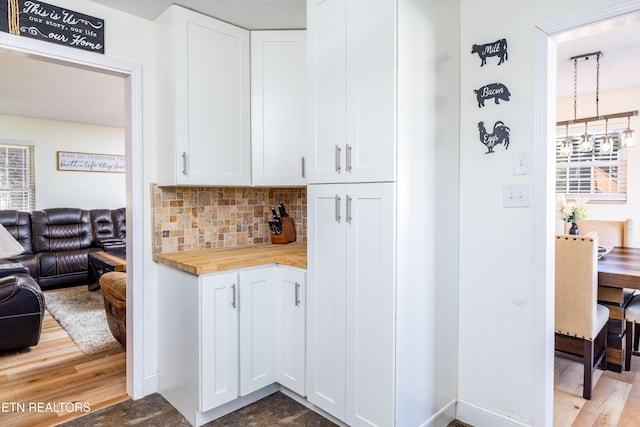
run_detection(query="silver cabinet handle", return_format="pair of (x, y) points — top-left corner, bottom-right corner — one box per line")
(335, 145), (342, 173)
(301, 156), (305, 178)
(181, 152), (187, 175)
(231, 284), (236, 308)
(335, 195), (341, 223)
(346, 195), (352, 224)
(346, 144), (352, 173)
(295, 282), (301, 307)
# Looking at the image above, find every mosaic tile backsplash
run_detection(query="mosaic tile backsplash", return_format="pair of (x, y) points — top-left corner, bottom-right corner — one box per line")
(152, 185), (307, 253)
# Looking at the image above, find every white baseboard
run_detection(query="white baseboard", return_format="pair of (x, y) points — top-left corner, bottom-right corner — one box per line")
(142, 373), (158, 397)
(420, 399), (457, 427)
(456, 400), (531, 427)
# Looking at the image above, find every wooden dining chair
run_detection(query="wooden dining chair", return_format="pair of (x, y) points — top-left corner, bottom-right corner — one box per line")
(577, 219), (634, 247)
(555, 234), (609, 399)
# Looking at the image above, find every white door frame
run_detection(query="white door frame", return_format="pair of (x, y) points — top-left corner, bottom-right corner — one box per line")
(533, 1), (640, 425)
(0, 32), (145, 399)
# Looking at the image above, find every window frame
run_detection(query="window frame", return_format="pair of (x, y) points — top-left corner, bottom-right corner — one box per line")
(555, 131), (627, 202)
(0, 141), (36, 211)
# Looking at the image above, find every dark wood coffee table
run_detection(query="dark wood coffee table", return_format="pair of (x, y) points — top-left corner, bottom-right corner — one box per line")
(88, 250), (126, 290)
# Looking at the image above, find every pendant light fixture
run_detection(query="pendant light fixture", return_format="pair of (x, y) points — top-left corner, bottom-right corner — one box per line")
(560, 123), (573, 157)
(600, 118), (613, 154)
(557, 51), (638, 147)
(580, 121), (594, 152)
(622, 115), (636, 148)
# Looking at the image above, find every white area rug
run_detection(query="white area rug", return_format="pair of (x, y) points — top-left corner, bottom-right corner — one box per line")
(45, 286), (120, 354)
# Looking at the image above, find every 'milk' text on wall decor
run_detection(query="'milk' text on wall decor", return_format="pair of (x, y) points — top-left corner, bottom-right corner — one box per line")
(478, 121), (510, 154)
(474, 82), (511, 108)
(0, 0), (104, 53)
(57, 151), (124, 173)
(471, 38), (508, 67)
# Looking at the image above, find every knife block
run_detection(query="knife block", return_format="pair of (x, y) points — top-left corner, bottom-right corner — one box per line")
(270, 216), (296, 244)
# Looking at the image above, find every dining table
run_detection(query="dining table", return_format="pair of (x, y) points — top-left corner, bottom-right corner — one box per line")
(597, 246), (640, 372)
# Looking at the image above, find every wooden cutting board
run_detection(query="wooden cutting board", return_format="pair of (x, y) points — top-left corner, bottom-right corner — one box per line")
(153, 243), (307, 275)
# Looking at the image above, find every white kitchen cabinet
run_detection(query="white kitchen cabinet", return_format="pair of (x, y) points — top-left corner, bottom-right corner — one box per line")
(158, 262), (309, 425)
(251, 31), (307, 187)
(307, 183), (395, 425)
(157, 266), (239, 426)
(155, 5), (251, 186)
(306, 0), (396, 184)
(238, 268), (277, 396)
(276, 267), (307, 396)
(201, 273), (239, 411)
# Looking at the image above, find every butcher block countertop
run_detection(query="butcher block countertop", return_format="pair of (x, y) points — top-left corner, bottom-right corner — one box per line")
(153, 243), (307, 275)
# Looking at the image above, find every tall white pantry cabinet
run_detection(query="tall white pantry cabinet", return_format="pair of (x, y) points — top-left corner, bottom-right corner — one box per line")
(306, 0), (460, 426)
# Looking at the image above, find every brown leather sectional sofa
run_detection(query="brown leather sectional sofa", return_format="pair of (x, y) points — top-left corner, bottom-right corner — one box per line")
(0, 208), (126, 290)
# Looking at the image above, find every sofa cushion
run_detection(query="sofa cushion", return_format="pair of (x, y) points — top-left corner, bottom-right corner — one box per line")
(32, 208), (92, 253)
(0, 210), (33, 253)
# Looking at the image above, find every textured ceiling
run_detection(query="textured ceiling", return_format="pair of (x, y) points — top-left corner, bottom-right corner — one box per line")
(88, 0), (306, 30)
(555, 13), (640, 100)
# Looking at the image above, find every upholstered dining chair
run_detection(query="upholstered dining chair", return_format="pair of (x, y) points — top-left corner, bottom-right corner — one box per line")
(625, 296), (640, 370)
(577, 219), (634, 247)
(555, 233), (609, 399)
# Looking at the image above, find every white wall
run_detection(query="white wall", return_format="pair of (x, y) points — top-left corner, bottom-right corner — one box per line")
(0, 114), (125, 209)
(459, 0), (622, 425)
(396, 0), (459, 425)
(556, 88), (640, 247)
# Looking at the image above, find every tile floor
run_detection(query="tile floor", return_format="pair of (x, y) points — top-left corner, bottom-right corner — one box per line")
(59, 391), (337, 426)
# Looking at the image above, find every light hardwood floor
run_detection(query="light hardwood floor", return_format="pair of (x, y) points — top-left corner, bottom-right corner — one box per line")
(555, 355), (640, 426)
(0, 310), (127, 427)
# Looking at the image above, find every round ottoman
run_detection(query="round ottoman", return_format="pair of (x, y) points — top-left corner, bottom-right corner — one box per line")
(100, 271), (126, 349)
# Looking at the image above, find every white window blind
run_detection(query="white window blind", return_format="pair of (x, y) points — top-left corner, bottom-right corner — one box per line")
(555, 133), (627, 202)
(0, 144), (36, 211)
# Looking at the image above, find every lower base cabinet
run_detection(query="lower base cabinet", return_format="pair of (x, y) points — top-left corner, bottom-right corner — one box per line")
(157, 263), (306, 426)
(276, 267), (306, 396)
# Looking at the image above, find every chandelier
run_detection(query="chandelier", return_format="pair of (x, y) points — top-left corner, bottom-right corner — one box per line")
(557, 51), (638, 156)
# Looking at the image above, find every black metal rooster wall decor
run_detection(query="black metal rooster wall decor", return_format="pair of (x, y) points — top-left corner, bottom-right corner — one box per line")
(478, 121), (510, 154)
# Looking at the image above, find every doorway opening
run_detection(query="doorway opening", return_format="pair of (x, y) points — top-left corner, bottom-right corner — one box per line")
(0, 32), (144, 424)
(534, 3), (640, 425)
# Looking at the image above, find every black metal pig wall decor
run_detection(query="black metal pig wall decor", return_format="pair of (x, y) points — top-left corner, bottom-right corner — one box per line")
(471, 38), (508, 66)
(474, 83), (511, 108)
(478, 121), (510, 154)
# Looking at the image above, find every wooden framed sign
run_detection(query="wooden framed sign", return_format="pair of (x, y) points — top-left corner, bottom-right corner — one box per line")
(57, 151), (125, 173)
(0, 0), (105, 53)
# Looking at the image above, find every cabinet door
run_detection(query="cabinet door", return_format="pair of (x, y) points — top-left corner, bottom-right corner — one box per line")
(251, 31), (307, 186)
(345, 183), (396, 427)
(345, 0), (396, 183)
(200, 272), (239, 412)
(276, 267), (306, 396)
(173, 7), (251, 185)
(239, 268), (277, 396)
(306, 0), (347, 184)
(306, 184), (347, 420)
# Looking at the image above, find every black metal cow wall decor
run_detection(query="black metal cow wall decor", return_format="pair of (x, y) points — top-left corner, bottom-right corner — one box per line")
(471, 38), (508, 66)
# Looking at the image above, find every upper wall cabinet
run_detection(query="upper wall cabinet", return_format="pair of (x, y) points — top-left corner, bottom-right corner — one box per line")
(251, 31), (307, 187)
(306, 0), (396, 184)
(155, 6), (251, 186)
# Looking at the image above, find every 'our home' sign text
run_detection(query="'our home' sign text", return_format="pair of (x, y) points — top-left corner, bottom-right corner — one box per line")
(0, 0), (104, 53)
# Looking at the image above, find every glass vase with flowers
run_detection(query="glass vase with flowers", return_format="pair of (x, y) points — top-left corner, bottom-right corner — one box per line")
(557, 195), (588, 235)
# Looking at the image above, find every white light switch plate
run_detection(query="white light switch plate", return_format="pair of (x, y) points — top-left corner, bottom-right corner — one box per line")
(512, 151), (529, 175)
(503, 183), (529, 208)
